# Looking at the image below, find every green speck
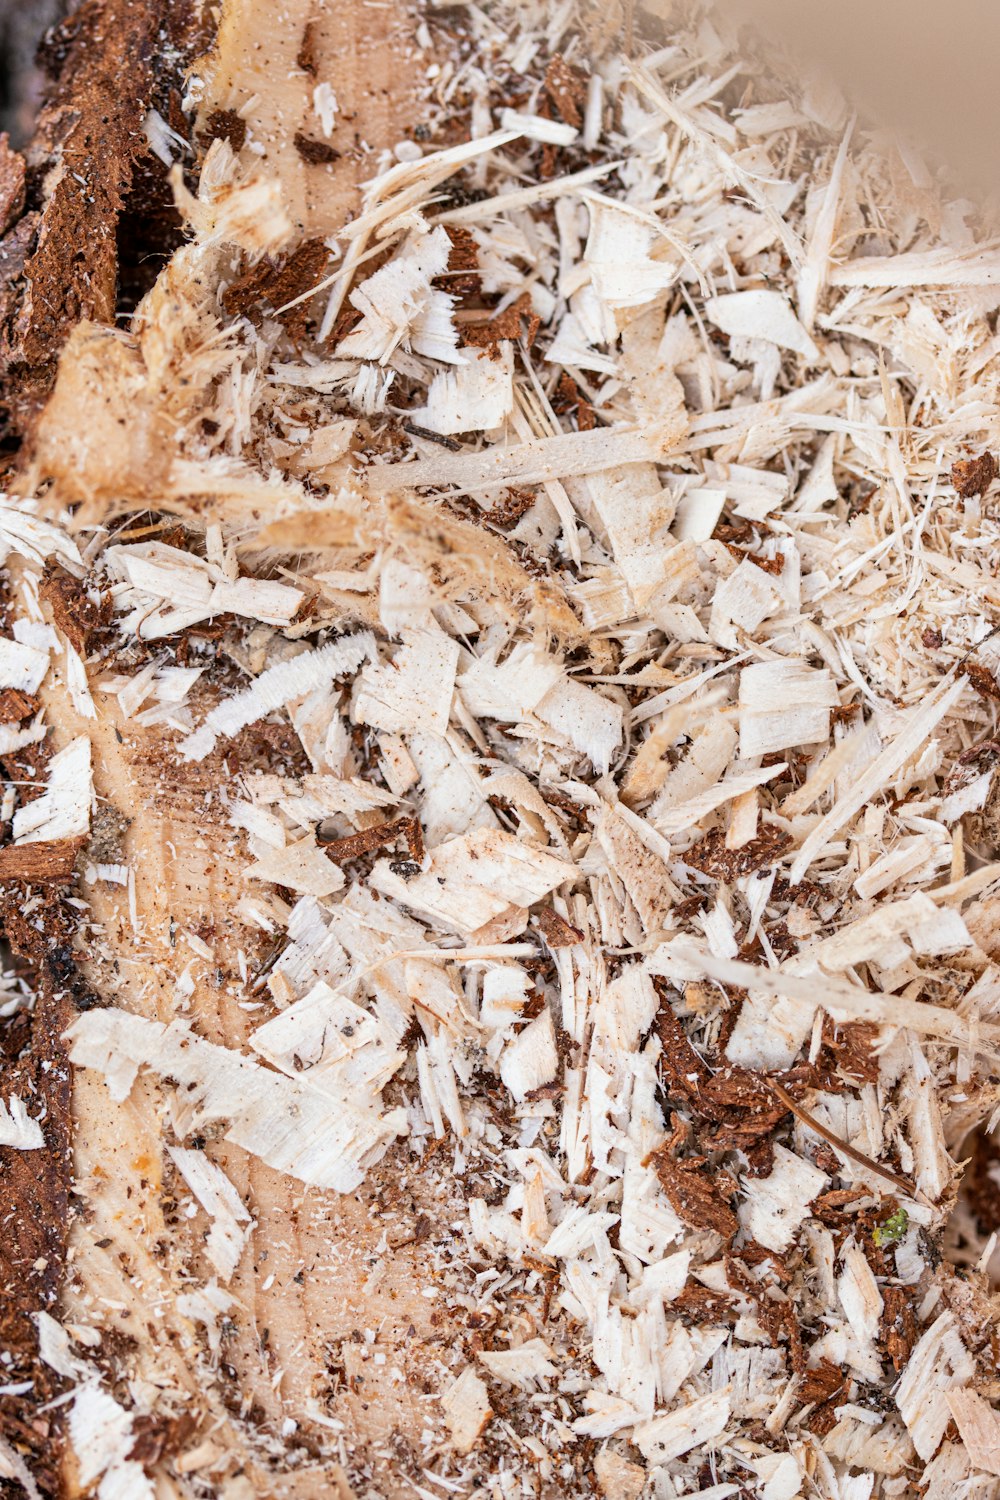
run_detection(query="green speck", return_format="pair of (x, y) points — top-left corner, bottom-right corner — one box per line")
(872, 1208), (909, 1248)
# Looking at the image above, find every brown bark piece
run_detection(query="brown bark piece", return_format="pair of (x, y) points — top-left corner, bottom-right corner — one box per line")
(461, 292), (539, 351)
(0, 0), (204, 431)
(799, 1357), (847, 1405)
(673, 1283), (737, 1325)
(39, 560), (105, 651)
(297, 20), (321, 75)
(0, 879), (78, 1494)
(0, 839), (82, 883)
(880, 1283), (918, 1372)
(552, 370), (596, 429)
(221, 237), (331, 340)
(487, 487), (537, 528)
(0, 133), (26, 237)
(818, 1017), (880, 1085)
(952, 450), (997, 497)
(0, 687), (38, 722)
(653, 1146), (739, 1236)
(965, 660), (1000, 703)
(656, 996), (712, 1100)
(441, 225), (481, 296)
(317, 814), (425, 865)
(294, 131), (343, 164)
(543, 55), (587, 128)
(199, 107), (247, 151)
(536, 905), (583, 947)
(683, 826), (792, 880)
(655, 987), (789, 1171)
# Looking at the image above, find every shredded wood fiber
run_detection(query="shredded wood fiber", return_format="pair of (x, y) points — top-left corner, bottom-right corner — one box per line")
(1, 0), (1000, 1496)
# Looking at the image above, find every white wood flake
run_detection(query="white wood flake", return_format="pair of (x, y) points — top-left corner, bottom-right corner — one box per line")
(897, 1312), (975, 1460)
(13, 736), (92, 844)
(67, 1010), (406, 1193)
(180, 633), (376, 760)
(369, 827), (576, 938)
(0, 1096), (44, 1149)
(168, 1146), (254, 1282)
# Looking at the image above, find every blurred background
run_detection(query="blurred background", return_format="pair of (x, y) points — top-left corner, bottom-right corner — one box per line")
(2, 0), (999, 206)
(0, 0), (65, 143)
(685, 0), (1000, 202)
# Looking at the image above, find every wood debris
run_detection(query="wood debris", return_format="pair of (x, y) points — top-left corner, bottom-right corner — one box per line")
(0, 0), (999, 1495)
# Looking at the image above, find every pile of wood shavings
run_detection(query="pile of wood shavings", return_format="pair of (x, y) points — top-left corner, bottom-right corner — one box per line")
(5, 0), (1000, 1494)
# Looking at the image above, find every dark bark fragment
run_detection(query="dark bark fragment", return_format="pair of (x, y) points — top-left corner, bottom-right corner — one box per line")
(0, 838), (82, 882)
(199, 107), (246, 152)
(440, 224), (480, 296)
(682, 825), (792, 881)
(879, 1284), (918, 1372)
(39, 559), (106, 651)
(316, 814), (424, 866)
(542, 55), (587, 128)
(0, 686), (38, 722)
(536, 905), (583, 948)
(293, 131), (341, 165)
(0, 877), (79, 1494)
(460, 291), (539, 352)
(653, 1145), (739, 1236)
(952, 450), (997, 498)
(221, 237), (331, 342)
(0, 0), (204, 433)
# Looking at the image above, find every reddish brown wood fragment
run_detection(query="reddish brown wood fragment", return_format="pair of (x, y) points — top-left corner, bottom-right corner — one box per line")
(221, 238), (331, 341)
(200, 108), (247, 151)
(818, 1017), (880, 1085)
(0, 839), (83, 883)
(296, 20), (321, 75)
(39, 561), (106, 651)
(724, 543), (784, 575)
(461, 292), (537, 352)
(317, 814), (424, 865)
(441, 225), (481, 296)
(294, 132), (342, 165)
(655, 998), (712, 1100)
(552, 371), (596, 430)
(672, 1283), (736, 1325)
(536, 906), (582, 948)
(812, 1187), (866, 1222)
(738, 1239), (793, 1282)
(683, 826), (792, 881)
(830, 702), (861, 725)
(652, 1146), (738, 1236)
(655, 983), (790, 1171)
(487, 488), (537, 529)
(0, 880), (79, 1494)
(952, 451), (997, 497)
(799, 1358), (847, 1406)
(543, 55), (587, 128)
(965, 661), (1000, 702)
(0, 688), (39, 723)
(128, 1411), (200, 1467)
(701, 1068), (789, 1165)
(880, 1284), (918, 1372)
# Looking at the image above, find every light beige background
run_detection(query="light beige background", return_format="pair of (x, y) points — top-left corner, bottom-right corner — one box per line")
(718, 0), (1000, 199)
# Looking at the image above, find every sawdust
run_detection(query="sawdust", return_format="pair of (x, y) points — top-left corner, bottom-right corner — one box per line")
(1, 0), (1000, 1494)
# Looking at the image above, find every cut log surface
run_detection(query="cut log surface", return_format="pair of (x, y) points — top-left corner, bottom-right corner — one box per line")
(2, 0), (1000, 1497)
